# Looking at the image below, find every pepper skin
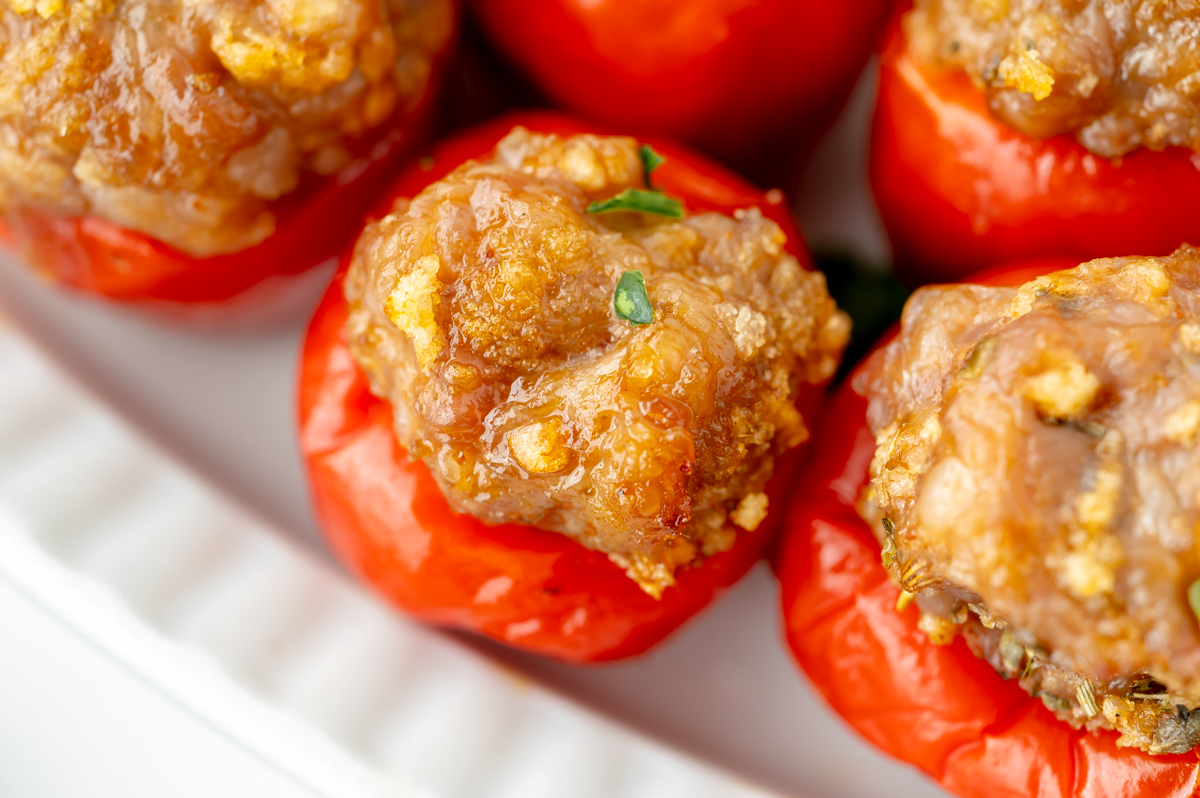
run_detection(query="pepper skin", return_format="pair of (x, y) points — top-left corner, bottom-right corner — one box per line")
(1, 29), (455, 306)
(777, 261), (1200, 798)
(871, 19), (1200, 286)
(299, 112), (827, 662)
(468, 0), (894, 170)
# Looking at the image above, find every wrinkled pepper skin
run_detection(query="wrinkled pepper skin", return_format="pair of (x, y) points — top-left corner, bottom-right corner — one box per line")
(300, 112), (825, 663)
(469, 0), (894, 170)
(777, 261), (1200, 798)
(870, 19), (1200, 286)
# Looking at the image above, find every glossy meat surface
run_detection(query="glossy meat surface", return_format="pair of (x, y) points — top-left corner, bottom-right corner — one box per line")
(0, 0), (450, 255)
(908, 0), (1200, 157)
(859, 249), (1200, 752)
(344, 127), (848, 596)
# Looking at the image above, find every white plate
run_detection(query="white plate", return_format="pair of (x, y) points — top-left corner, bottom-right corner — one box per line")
(0, 66), (949, 798)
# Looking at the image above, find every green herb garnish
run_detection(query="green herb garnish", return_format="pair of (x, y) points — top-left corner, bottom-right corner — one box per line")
(1189, 579), (1200, 625)
(614, 270), (654, 326)
(587, 189), (683, 219)
(638, 144), (665, 187)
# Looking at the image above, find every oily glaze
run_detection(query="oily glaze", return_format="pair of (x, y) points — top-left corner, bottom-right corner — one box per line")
(344, 126), (848, 597)
(0, 0), (451, 256)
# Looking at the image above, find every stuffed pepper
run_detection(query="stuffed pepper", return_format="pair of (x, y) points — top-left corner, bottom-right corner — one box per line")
(468, 0), (894, 171)
(781, 252), (1200, 797)
(300, 113), (849, 662)
(0, 0), (453, 303)
(873, 1), (1200, 283)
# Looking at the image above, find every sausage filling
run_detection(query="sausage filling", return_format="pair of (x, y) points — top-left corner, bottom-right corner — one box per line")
(345, 127), (849, 597)
(859, 248), (1200, 754)
(908, 0), (1200, 158)
(0, 0), (451, 256)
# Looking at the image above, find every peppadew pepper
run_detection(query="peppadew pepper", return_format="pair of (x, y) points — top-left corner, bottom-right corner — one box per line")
(468, 0), (893, 170)
(0, 0), (455, 305)
(872, 5), (1200, 285)
(778, 258), (1200, 797)
(299, 112), (849, 661)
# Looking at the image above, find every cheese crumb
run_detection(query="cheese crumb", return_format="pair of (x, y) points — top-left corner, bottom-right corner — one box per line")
(918, 612), (959, 645)
(1000, 47), (1055, 101)
(1061, 537), (1120, 598)
(1180, 323), (1200, 354)
(508, 418), (570, 475)
(385, 254), (445, 369)
(1164, 400), (1200, 446)
(559, 140), (606, 191)
(1076, 462), (1122, 536)
(730, 492), (769, 531)
(1024, 351), (1099, 419)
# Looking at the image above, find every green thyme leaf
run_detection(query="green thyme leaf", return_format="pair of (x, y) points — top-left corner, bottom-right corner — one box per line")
(614, 270), (654, 326)
(1189, 579), (1200, 624)
(638, 144), (665, 187)
(587, 189), (683, 219)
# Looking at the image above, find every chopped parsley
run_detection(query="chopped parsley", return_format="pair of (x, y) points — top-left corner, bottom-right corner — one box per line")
(614, 270), (654, 326)
(587, 189), (683, 219)
(638, 144), (665, 187)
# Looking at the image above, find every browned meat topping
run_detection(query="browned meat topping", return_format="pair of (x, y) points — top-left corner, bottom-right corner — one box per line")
(858, 247), (1200, 753)
(907, 0), (1200, 158)
(0, 0), (451, 256)
(345, 127), (849, 597)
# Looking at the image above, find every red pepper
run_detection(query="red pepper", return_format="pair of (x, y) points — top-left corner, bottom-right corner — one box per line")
(2, 35), (454, 306)
(299, 112), (824, 662)
(468, 0), (893, 170)
(777, 260), (1200, 797)
(871, 16), (1200, 286)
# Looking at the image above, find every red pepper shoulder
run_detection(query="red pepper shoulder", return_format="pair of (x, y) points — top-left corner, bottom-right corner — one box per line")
(299, 114), (819, 662)
(871, 17), (1200, 286)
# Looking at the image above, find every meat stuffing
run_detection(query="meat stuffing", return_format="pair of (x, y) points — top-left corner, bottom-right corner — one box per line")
(345, 127), (849, 597)
(908, 0), (1200, 158)
(859, 248), (1200, 753)
(0, 0), (451, 255)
